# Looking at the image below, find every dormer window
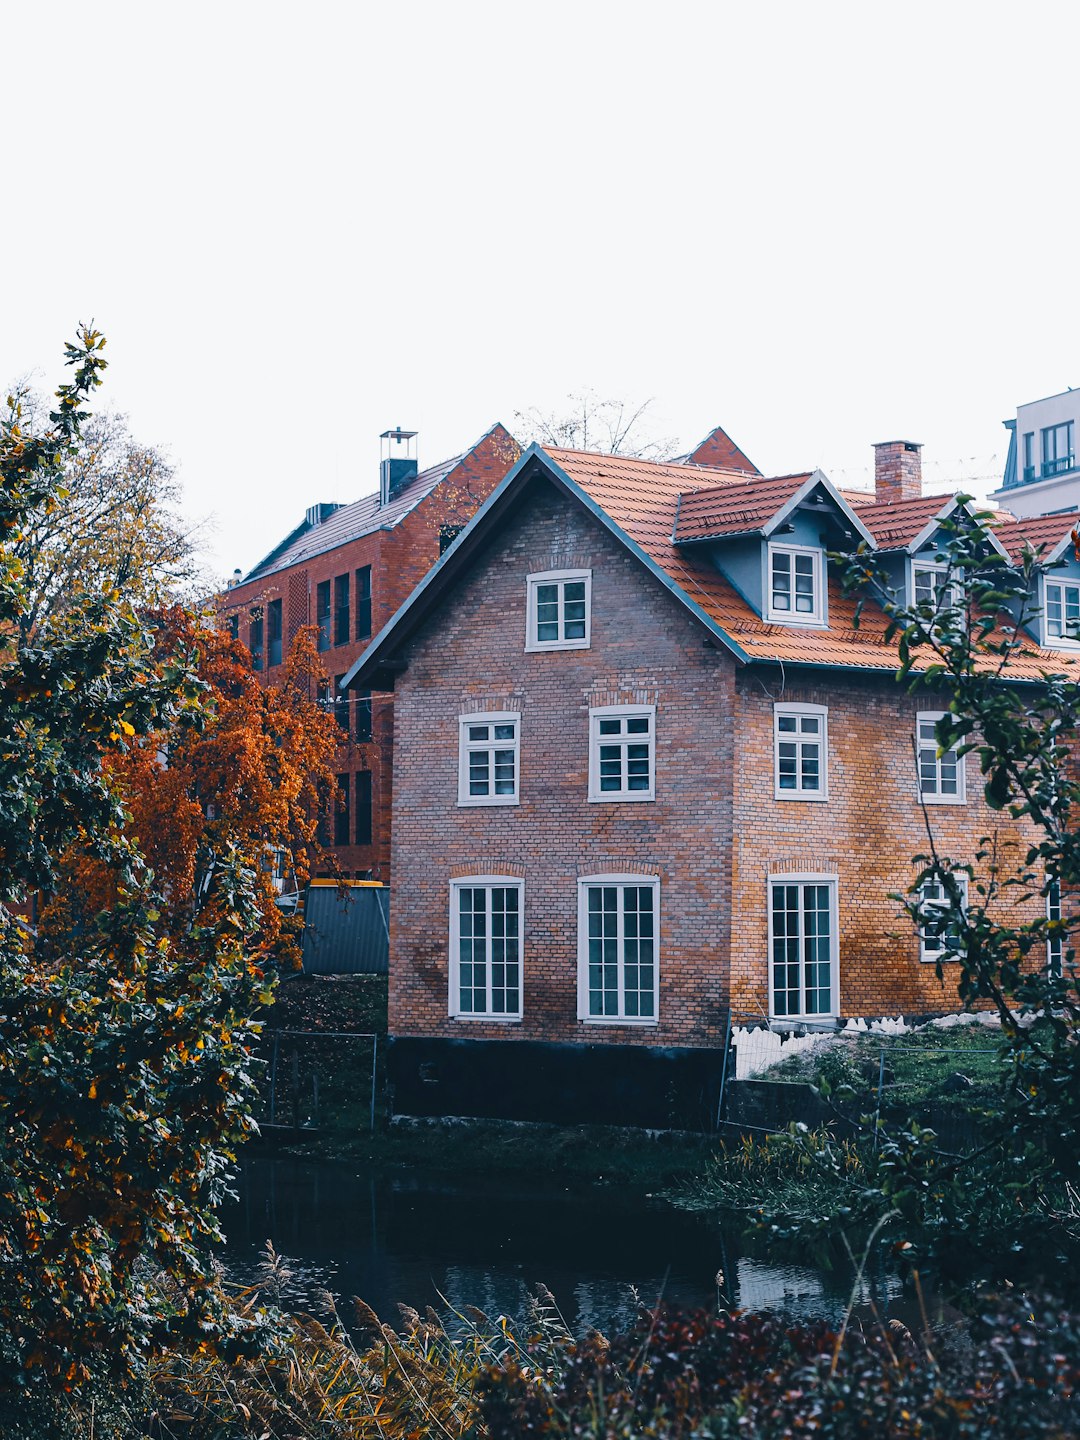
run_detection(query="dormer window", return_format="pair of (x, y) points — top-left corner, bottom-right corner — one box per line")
(911, 561), (961, 631)
(766, 544), (825, 626)
(1044, 578), (1080, 647)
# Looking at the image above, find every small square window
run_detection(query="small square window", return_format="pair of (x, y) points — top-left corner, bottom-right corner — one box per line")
(774, 704), (828, 800)
(918, 872), (968, 963)
(588, 705), (655, 802)
(1044, 578), (1080, 648)
(766, 545), (825, 626)
(916, 711), (965, 804)
(458, 712), (520, 806)
(525, 569), (591, 652)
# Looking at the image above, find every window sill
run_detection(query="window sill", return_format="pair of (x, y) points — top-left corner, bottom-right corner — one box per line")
(918, 794), (966, 806)
(588, 792), (656, 804)
(767, 1014), (838, 1028)
(580, 1016), (658, 1027)
(457, 796), (520, 808)
(774, 790), (829, 803)
(450, 1014), (523, 1023)
(524, 639), (591, 653)
(764, 615), (827, 629)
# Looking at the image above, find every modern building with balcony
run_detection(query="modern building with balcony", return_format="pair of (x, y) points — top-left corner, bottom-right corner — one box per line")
(991, 388), (1079, 517)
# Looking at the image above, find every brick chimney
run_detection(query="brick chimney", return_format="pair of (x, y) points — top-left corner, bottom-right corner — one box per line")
(873, 440), (923, 505)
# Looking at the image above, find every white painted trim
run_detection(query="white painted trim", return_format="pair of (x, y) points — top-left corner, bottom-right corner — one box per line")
(915, 710), (966, 805)
(588, 703), (656, 803)
(524, 568), (592, 652)
(917, 872), (968, 964)
(448, 876), (525, 1021)
(576, 874), (660, 1023)
(457, 711), (521, 807)
(773, 702), (829, 802)
(764, 542), (827, 627)
(1040, 574), (1080, 651)
(766, 873), (839, 1021)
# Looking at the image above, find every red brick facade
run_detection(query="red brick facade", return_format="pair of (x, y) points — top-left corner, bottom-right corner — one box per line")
(221, 425), (519, 879)
(386, 472), (1041, 1049)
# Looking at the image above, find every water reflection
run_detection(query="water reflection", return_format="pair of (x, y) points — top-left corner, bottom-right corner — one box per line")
(221, 1157), (898, 1333)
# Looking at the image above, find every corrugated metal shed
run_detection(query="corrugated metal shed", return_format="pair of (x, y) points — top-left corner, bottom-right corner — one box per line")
(301, 882), (389, 975)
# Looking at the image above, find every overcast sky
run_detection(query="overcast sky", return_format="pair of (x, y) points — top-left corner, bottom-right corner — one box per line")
(2, 2), (1075, 580)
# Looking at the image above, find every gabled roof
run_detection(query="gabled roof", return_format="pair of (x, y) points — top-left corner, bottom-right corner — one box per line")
(671, 469), (875, 545)
(673, 473), (813, 541)
(240, 427), (502, 582)
(859, 493), (1011, 560)
(343, 443), (1068, 691)
(995, 512), (1080, 566)
(674, 423), (760, 475)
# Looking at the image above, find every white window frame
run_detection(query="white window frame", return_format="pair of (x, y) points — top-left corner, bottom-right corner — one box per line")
(457, 711), (520, 807)
(773, 703), (828, 801)
(525, 568), (592, 652)
(577, 874), (660, 1025)
(1047, 875), (1064, 979)
(588, 704), (656, 802)
(765, 542), (826, 627)
(448, 876), (524, 1021)
(767, 873), (839, 1022)
(917, 872), (968, 964)
(910, 558), (961, 614)
(915, 710), (966, 804)
(1042, 576), (1080, 650)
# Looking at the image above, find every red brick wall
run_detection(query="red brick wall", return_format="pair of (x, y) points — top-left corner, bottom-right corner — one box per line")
(387, 474), (1043, 1047)
(219, 425), (519, 879)
(389, 476), (737, 1048)
(729, 673), (1042, 1018)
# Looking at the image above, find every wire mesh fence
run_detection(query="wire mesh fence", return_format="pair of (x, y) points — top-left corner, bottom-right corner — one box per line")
(720, 1011), (1008, 1154)
(253, 1029), (381, 1134)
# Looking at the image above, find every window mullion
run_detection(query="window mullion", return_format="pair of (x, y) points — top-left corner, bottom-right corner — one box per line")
(616, 889), (626, 1020)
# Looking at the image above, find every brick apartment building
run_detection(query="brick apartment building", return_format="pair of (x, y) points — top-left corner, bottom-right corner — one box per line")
(220, 423), (520, 880)
(345, 433), (1076, 1127)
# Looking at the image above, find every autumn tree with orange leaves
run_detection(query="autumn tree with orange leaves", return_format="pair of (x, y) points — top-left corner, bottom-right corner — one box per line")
(0, 330), (337, 1391)
(45, 608), (341, 967)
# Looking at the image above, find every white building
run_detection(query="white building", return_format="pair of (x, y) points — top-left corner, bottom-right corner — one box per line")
(991, 389), (1080, 518)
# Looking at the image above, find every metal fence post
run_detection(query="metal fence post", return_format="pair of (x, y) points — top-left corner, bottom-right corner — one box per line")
(715, 1010), (733, 1131)
(370, 1032), (378, 1133)
(874, 1047), (885, 1151)
(269, 1033), (279, 1125)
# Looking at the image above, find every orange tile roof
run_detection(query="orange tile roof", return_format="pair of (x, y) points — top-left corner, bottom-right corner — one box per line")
(672, 473), (814, 542)
(545, 446), (1073, 681)
(858, 494), (953, 549)
(994, 512), (1080, 563)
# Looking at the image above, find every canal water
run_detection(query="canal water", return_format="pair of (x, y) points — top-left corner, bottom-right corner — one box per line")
(222, 1156), (900, 1335)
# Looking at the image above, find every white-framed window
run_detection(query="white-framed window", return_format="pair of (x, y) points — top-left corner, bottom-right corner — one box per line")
(1047, 876), (1064, 979)
(577, 875), (659, 1023)
(911, 560), (961, 614)
(768, 874), (838, 1020)
(449, 877), (523, 1020)
(525, 569), (591, 651)
(917, 872), (968, 963)
(588, 704), (656, 802)
(1043, 578), (1080, 648)
(774, 703), (828, 800)
(916, 711), (965, 804)
(766, 543), (825, 626)
(1041, 420), (1074, 478)
(458, 712), (520, 806)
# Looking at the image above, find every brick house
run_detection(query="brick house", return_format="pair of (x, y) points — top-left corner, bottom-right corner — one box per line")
(344, 433), (1074, 1127)
(220, 424), (520, 880)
